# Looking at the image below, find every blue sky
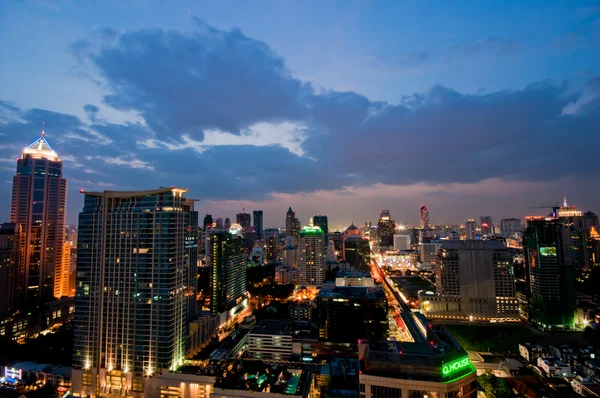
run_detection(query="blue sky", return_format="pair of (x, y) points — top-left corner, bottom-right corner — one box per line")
(1, 0), (599, 228)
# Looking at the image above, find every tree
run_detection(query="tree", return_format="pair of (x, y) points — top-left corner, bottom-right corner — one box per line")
(478, 371), (516, 398)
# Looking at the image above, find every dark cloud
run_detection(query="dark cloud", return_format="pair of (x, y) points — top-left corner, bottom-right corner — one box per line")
(1, 19), (599, 224)
(83, 104), (99, 122)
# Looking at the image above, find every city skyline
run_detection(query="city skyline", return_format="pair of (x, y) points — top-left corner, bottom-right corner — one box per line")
(1, 1), (600, 228)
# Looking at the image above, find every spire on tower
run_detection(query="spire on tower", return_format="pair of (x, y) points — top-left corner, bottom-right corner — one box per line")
(41, 122), (45, 137)
(563, 196), (568, 207)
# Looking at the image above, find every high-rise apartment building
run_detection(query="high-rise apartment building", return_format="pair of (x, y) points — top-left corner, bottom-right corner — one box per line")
(11, 130), (67, 303)
(183, 200), (199, 321)
(313, 215), (328, 236)
(224, 217), (231, 230)
(420, 240), (517, 321)
(202, 214), (213, 230)
(298, 226), (325, 286)
(465, 219), (476, 240)
(377, 210), (395, 248)
(72, 188), (195, 397)
(208, 230), (247, 314)
(420, 204), (430, 230)
(500, 218), (521, 238)
(253, 210), (263, 240)
(480, 216), (493, 235)
(523, 216), (576, 329)
(236, 212), (251, 232)
(0, 223), (23, 320)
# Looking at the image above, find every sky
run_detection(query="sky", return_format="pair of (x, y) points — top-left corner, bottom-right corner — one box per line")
(1, 0), (599, 230)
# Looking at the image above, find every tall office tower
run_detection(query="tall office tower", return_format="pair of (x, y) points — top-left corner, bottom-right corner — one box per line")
(557, 197), (588, 269)
(73, 188), (195, 396)
(11, 129), (67, 303)
(465, 219), (476, 240)
(285, 207), (300, 243)
(342, 224), (371, 272)
(313, 215), (328, 236)
(224, 217), (231, 230)
(0, 223), (23, 320)
(523, 216), (576, 329)
(236, 212), (251, 232)
(420, 204), (430, 230)
(208, 230), (246, 314)
(376, 210), (395, 248)
(281, 236), (299, 268)
(480, 216), (493, 235)
(215, 217), (224, 230)
(421, 240), (517, 321)
(53, 241), (71, 298)
(183, 199), (199, 321)
(253, 210), (263, 240)
(202, 214), (213, 230)
(298, 226), (325, 286)
(500, 218), (522, 238)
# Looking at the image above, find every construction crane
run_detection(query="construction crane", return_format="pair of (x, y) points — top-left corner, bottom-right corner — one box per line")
(528, 202), (560, 218)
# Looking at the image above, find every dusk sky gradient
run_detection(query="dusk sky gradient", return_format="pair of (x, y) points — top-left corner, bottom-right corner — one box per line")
(1, 0), (599, 230)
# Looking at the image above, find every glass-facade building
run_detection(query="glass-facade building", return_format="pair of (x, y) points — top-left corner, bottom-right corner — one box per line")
(208, 231), (246, 314)
(10, 131), (67, 304)
(73, 188), (196, 397)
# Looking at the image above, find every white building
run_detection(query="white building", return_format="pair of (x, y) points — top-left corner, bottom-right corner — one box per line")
(519, 343), (547, 362)
(393, 233), (411, 251)
(537, 357), (571, 377)
(274, 265), (299, 284)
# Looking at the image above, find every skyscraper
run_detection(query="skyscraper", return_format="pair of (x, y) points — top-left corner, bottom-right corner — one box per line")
(236, 212), (251, 232)
(286, 207), (300, 243)
(53, 241), (71, 298)
(376, 210), (395, 248)
(203, 214), (213, 230)
(253, 210), (264, 240)
(500, 218), (521, 238)
(313, 215), (328, 236)
(298, 226), (325, 286)
(72, 188), (195, 396)
(11, 129), (67, 303)
(183, 199), (199, 321)
(465, 219), (476, 240)
(208, 230), (247, 314)
(0, 223), (23, 320)
(224, 217), (231, 230)
(342, 224), (371, 272)
(523, 216), (576, 329)
(420, 204), (430, 230)
(480, 216), (493, 235)
(420, 240), (518, 321)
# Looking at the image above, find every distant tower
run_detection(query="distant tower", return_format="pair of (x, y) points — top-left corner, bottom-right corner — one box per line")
(480, 216), (493, 235)
(215, 217), (224, 230)
(203, 214), (213, 230)
(224, 217), (231, 230)
(11, 127), (67, 303)
(286, 207), (300, 243)
(420, 204), (430, 231)
(236, 212), (251, 232)
(465, 219), (477, 240)
(377, 210), (395, 248)
(253, 210), (264, 240)
(313, 215), (328, 236)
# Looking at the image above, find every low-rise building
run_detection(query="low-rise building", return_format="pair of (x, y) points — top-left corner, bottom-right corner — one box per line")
(247, 320), (318, 361)
(537, 357), (571, 377)
(274, 265), (299, 284)
(519, 342), (547, 362)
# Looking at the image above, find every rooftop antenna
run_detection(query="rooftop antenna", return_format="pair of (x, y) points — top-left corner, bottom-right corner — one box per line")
(41, 122), (45, 137)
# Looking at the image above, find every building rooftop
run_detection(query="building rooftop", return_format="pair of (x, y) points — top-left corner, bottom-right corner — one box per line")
(22, 129), (60, 161)
(251, 320), (319, 341)
(440, 240), (507, 250)
(318, 285), (385, 299)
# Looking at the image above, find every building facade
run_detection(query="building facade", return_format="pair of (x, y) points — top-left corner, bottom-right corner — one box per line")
(376, 210), (395, 248)
(208, 230), (247, 314)
(72, 188), (195, 397)
(298, 226), (325, 286)
(480, 216), (493, 235)
(236, 212), (251, 232)
(285, 207), (300, 243)
(253, 210), (263, 240)
(313, 215), (328, 236)
(524, 216), (576, 329)
(0, 223), (23, 320)
(11, 130), (67, 303)
(342, 224), (371, 272)
(420, 240), (518, 321)
(500, 218), (521, 238)
(465, 219), (476, 240)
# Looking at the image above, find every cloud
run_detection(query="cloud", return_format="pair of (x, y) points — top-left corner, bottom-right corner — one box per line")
(1, 19), (599, 225)
(83, 104), (99, 121)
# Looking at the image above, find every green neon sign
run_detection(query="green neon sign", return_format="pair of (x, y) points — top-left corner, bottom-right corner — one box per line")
(442, 357), (471, 376)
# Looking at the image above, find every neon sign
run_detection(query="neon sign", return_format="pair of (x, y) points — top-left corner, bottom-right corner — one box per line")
(442, 357), (472, 376)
